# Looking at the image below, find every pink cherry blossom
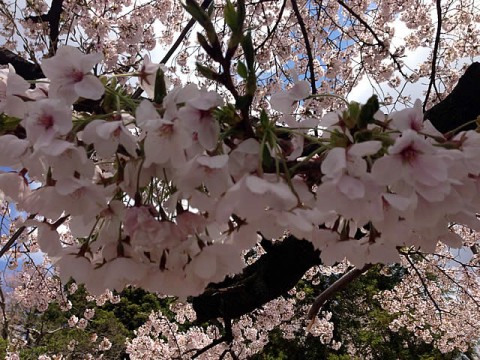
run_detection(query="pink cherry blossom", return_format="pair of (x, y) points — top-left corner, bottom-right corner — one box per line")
(177, 88), (222, 150)
(41, 46), (104, 103)
(82, 119), (137, 158)
(371, 129), (451, 189)
(136, 100), (191, 166)
(22, 98), (72, 151)
(0, 65), (30, 118)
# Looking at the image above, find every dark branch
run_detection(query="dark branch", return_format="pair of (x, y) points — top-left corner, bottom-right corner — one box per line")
(423, 0), (443, 111)
(191, 317), (233, 359)
(0, 214), (37, 259)
(25, 0), (64, 54)
(132, 0), (214, 99)
(307, 263), (373, 321)
(0, 48), (44, 80)
(424, 62), (480, 134)
(336, 0), (408, 79)
(192, 63), (480, 323)
(46, 0), (64, 53)
(290, 0), (317, 94)
(254, 1), (287, 53)
(192, 236), (321, 322)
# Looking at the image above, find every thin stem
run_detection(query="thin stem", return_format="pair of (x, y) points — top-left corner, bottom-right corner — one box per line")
(290, 0), (317, 94)
(423, 0), (443, 111)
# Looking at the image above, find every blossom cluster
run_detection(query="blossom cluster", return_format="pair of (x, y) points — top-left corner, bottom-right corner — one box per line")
(0, 44), (479, 300)
(378, 240), (480, 353)
(126, 296), (335, 359)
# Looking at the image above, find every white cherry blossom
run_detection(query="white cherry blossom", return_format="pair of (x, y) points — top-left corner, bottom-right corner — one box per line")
(41, 46), (104, 103)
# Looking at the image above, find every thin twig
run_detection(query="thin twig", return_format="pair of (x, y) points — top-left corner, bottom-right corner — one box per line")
(423, 0), (443, 111)
(290, 0), (317, 94)
(403, 253), (443, 318)
(132, 0), (214, 99)
(191, 335), (228, 358)
(191, 317), (233, 359)
(254, 0), (287, 53)
(0, 214), (36, 259)
(336, 0), (408, 79)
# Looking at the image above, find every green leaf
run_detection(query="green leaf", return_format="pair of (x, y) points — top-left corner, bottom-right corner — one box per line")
(241, 32), (255, 70)
(197, 33), (212, 54)
(183, 0), (218, 47)
(196, 62), (220, 81)
(261, 143), (274, 169)
(153, 66), (167, 104)
(224, 0), (237, 31)
(260, 109), (270, 128)
(348, 101), (361, 121)
(197, 33), (222, 62)
(183, 0), (210, 27)
(358, 95), (380, 129)
(237, 61), (248, 79)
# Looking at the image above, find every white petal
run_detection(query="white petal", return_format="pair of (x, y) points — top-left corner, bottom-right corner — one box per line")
(321, 147), (346, 178)
(193, 252), (217, 279)
(349, 141), (382, 157)
(337, 175), (365, 199)
(75, 76), (104, 100)
(371, 156), (402, 185)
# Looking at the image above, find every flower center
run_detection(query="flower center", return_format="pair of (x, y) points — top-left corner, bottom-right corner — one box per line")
(71, 69), (84, 83)
(159, 123), (174, 137)
(400, 144), (418, 164)
(38, 114), (54, 129)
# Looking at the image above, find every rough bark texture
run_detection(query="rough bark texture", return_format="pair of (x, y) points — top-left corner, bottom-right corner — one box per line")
(0, 48), (44, 80)
(424, 62), (480, 134)
(192, 236), (321, 323)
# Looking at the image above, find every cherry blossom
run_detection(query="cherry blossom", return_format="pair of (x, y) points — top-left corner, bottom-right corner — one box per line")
(41, 46), (104, 103)
(2, 0), (480, 357)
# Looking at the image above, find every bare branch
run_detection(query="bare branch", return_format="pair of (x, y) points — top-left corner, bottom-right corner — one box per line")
(192, 236), (321, 322)
(0, 48), (44, 79)
(307, 263), (373, 321)
(290, 0), (317, 94)
(423, 0), (443, 111)
(403, 253), (443, 317)
(132, 0), (214, 99)
(336, 0), (408, 79)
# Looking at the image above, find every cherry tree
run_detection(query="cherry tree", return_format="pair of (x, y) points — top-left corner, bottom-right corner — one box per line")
(1, 0), (480, 358)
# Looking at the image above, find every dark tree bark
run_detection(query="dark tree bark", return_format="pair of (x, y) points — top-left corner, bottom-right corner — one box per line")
(192, 236), (321, 323)
(0, 48), (44, 80)
(424, 62), (480, 134)
(25, 0), (64, 54)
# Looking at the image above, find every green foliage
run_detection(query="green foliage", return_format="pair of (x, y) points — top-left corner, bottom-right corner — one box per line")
(102, 287), (164, 335)
(14, 285), (164, 359)
(0, 336), (7, 359)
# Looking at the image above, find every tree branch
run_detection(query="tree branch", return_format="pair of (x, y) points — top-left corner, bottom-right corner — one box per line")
(0, 48), (44, 80)
(25, 0), (64, 54)
(132, 0), (214, 99)
(290, 0), (317, 94)
(307, 263), (373, 321)
(190, 63), (480, 324)
(192, 236), (321, 322)
(0, 215), (35, 259)
(336, 0), (408, 79)
(423, 0), (443, 111)
(424, 62), (480, 134)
